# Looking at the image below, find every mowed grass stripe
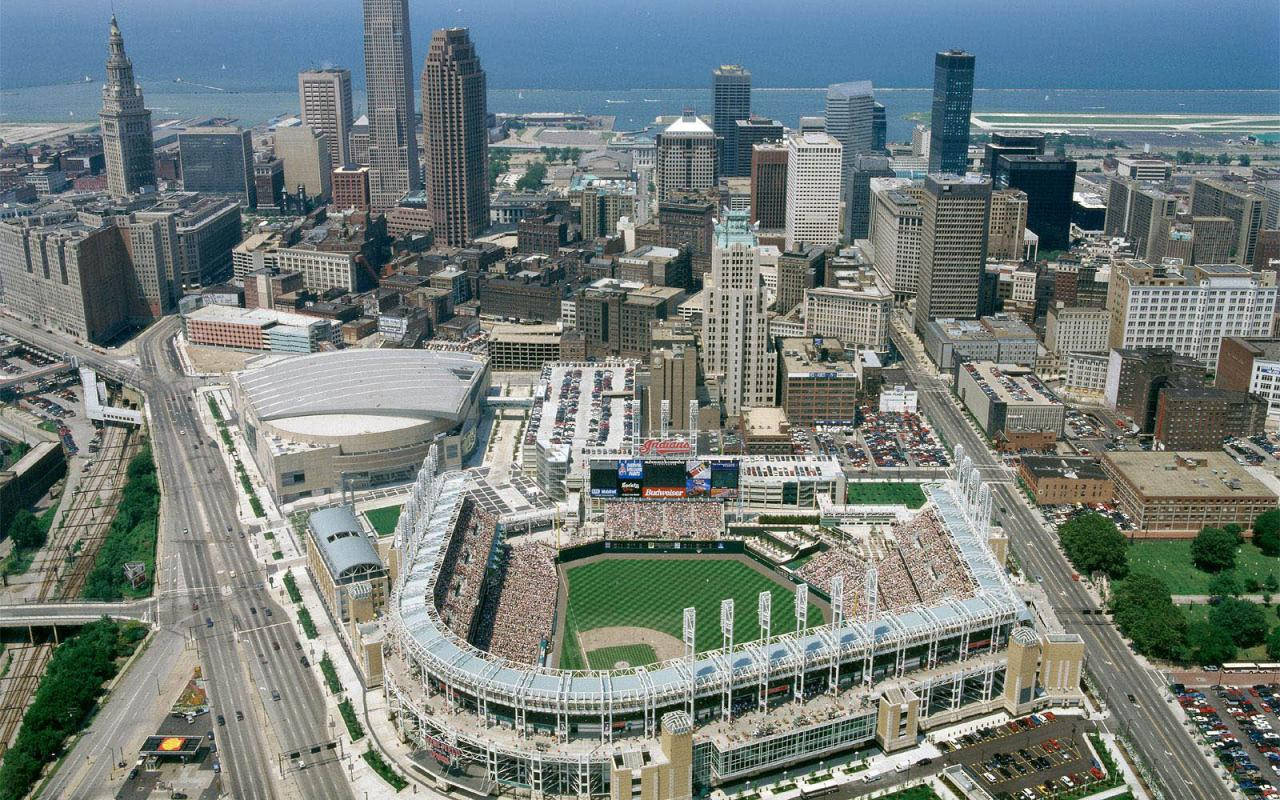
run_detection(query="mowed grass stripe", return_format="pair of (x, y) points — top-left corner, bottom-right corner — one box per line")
(585, 644), (659, 670)
(560, 558), (823, 670)
(364, 504), (403, 536)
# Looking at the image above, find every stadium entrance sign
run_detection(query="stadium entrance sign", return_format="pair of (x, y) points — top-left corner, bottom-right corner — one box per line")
(638, 438), (692, 457)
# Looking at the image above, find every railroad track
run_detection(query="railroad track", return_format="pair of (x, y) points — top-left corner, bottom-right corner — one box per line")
(0, 645), (52, 755)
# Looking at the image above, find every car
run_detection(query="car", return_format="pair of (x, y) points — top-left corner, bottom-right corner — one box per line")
(264, 608), (272, 617)
(272, 641), (280, 651)
(235, 710), (244, 721)
(205, 617), (213, 628)
(300, 656), (309, 667)
(1128, 693), (1138, 704)
(271, 690), (281, 701)
(249, 606), (257, 615)
(217, 715), (225, 726)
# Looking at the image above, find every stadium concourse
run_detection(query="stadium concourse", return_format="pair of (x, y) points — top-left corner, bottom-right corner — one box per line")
(380, 444), (1087, 800)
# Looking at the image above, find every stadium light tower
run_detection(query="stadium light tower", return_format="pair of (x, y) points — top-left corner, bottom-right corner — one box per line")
(720, 598), (735, 651)
(683, 606), (697, 716)
(720, 598), (735, 719)
(757, 591), (772, 708)
(795, 583), (808, 632)
(831, 574), (845, 628)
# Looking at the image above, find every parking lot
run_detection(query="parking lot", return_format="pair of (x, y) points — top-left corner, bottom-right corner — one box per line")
(788, 407), (949, 475)
(937, 712), (1111, 800)
(1175, 682), (1280, 798)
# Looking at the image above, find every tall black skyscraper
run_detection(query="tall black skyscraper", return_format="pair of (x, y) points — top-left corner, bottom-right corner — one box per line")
(872, 102), (887, 152)
(712, 65), (751, 177)
(994, 154), (1077, 251)
(927, 50), (975, 175)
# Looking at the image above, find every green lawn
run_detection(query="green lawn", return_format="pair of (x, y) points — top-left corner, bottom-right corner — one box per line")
(364, 505), (403, 536)
(1128, 540), (1280, 595)
(559, 557), (823, 670)
(1182, 604), (1279, 661)
(584, 643), (658, 670)
(878, 787), (941, 800)
(846, 482), (927, 509)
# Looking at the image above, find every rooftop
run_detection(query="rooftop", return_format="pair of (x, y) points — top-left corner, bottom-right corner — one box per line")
(307, 506), (383, 581)
(1102, 451), (1277, 499)
(663, 111), (713, 136)
(185, 304), (323, 329)
(1021, 455), (1109, 482)
(961, 362), (1062, 407)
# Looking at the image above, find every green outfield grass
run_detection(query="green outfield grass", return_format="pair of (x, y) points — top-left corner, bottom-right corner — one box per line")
(846, 482), (927, 509)
(1127, 540), (1279, 595)
(364, 504), (403, 536)
(584, 644), (659, 670)
(559, 557), (823, 670)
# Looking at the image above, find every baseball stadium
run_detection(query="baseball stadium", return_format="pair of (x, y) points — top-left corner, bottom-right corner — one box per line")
(384, 444), (1084, 800)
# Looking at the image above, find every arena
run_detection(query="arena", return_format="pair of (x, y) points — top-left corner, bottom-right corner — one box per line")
(383, 444), (1085, 800)
(231, 349), (489, 503)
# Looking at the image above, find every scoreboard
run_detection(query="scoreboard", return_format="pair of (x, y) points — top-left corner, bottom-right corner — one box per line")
(589, 458), (740, 499)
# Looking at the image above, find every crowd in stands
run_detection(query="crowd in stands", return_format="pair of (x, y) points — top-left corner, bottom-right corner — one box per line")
(602, 501), (724, 541)
(797, 508), (975, 615)
(433, 497), (499, 639)
(473, 540), (559, 665)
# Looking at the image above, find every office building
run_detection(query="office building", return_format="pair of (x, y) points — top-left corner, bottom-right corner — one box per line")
(1103, 179), (1177, 260)
(99, 16), (155, 197)
(1064, 352), (1110, 397)
(183, 304), (338, 352)
(912, 125), (931, 158)
(846, 155), (895, 240)
(617, 245), (690, 289)
(803, 282), (892, 351)
(702, 210), (775, 415)
(1103, 347), (1204, 431)
(574, 278), (682, 359)
(993, 155), (1076, 252)
(298, 68), (354, 167)
(872, 102), (887, 152)
(275, 125), (332, 200)
(1154, 386), (1267, 451)
(656, 111), (716, 203)
(784, 132), (842, 251)
(421, 27), (489, 246)
(1045, 304), (1110, 360)
(178, 127), (256, 207)
(487, 323), (562, 370)
(518, 209), (567, 256)
(749, 142), (788, 230)
(1218, 338), (1280, 420)
(987, 189), (1028, 261)
(927, 50), (975, 175)
(254, 158), (285, 209)
(731, 116), (783, 179)
(332, 165), (371, 213)
(779, 337), (861, 426)
(922, 314), (1038, 371)
(1100, 451), (1277, 535)
(913, 174), (991, 333)
(1154, 215), (1236, 266)
(304, 506), (388, 625)
(983, 131), (1044, 175)
(955, 361), (1064, 443)
(712, 65), (751, 177)
(363, 0), (419, 211)
(646, 320), (700, 434)
(658, 191), (716, 287)
(1018, 455), (1113, 506)
(1191, 177), (1265, 265)
(1113, 157), (1173, 182)
(274, 246), (360, 293)
(775, 246), (824, 316)
(1107, 260), (1277, 367)
(825, 81), (876, 179)
(869, 179), (924, 300)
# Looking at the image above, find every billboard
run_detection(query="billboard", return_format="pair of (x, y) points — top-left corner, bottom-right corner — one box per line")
(639, 438), (693, 457)
(589, 465), (619, 498)
(618, 460), (645, 480)
(686, 460), (710, 497)
(710, 461), (740, 498)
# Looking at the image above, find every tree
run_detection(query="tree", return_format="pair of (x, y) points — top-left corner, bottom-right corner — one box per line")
(1058, 513), (1129, 578)
(1266, 573), (1279, 593)
(1217, 152), (1232, 166)
(1191, 526), (1238, 572)
(1110, 573), (1187, 661)
(1210, 598), (1269, 648)
(6, 510), (44, 551)
(1187, 620), (1236, 666)
(1208, 570), (1241, 599)
(1254, 510), (1280, 556)
(1268, 626), (1280, 660)
(516, 161), (547, 191)
(1240, 154), (1252, 167)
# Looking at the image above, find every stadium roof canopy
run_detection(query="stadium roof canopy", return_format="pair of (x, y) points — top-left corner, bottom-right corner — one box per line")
(237, 350), (485, 423)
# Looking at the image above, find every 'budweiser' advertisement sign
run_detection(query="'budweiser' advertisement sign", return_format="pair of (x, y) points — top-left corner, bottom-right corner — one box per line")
(638, 438), (692, 456)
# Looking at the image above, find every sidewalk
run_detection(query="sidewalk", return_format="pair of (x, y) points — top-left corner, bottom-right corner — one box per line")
(193, 386), (283, 526)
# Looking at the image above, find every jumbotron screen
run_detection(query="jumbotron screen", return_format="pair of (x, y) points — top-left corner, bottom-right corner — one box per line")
(588, 459), (739, 499)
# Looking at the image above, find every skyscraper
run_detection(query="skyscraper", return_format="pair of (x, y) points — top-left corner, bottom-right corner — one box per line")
(785, 131), (843, 251)
(731, 116), (783, 179)
(927, 50), (976, 175)
(826, 82), (876, 164)
(1191, 177), (1266, 265)
(421, 28), (489, 246)
(872, 102), (887, 152)
(993, 155), (1076, 251)
(363, 0), (419, 212)
(298, 68), (354, 167)
(983, 130), (1045, 175)
(178, 127), (256, 208)
(914, 174), (991, 333)
(655, 111), (716, 203)
(712, 65), (751, 177)
(702, 210), (775, 415)
(99, 16), (155, 198)
(275, 125), (333, 200)
(749, 142), (788, 230)
(847, 154), (896, 241)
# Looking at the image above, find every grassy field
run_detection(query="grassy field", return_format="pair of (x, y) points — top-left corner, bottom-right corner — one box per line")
(1182, 603), (1279, 661)
(1128, 540), (1280, 595)
(559, 557), (823, 670)
(364, 504), (402, 536)
(584, 644), (658, 670)
(846, 482), (927, 509)
(879, 787), (941, 800)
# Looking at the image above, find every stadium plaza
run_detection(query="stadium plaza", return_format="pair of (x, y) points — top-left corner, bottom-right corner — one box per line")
(381, 445), (1084, 800)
